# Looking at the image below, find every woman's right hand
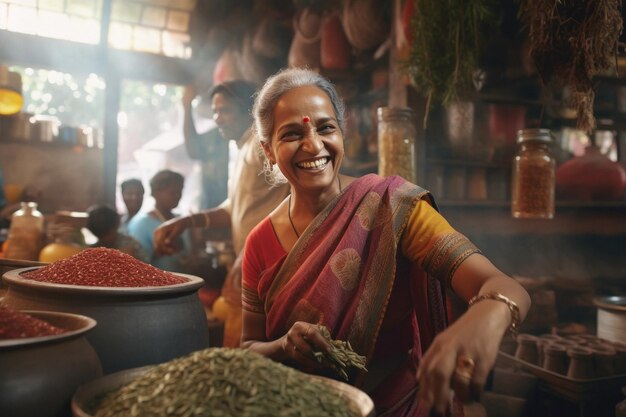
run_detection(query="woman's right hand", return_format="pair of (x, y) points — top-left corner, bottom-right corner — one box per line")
(153, 217), (189, 256)
(279, 321), (332, 369)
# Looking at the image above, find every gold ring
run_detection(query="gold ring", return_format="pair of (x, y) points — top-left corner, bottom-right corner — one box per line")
(454, 355), (475, 380)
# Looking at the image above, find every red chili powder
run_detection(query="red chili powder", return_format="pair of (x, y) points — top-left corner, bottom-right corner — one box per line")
(21, 247), (188, 287)
(0, 306), (66, 340)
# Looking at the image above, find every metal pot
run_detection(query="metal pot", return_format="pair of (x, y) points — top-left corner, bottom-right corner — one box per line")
(0, 310), (102, 417)
(0, 111), (33, 140)
(594, 296), (626, 344)
(31, 115), (59, 142)
(1, 268), (211, 374)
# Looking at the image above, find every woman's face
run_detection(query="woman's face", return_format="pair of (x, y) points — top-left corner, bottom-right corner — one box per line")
(263, 85), (344, 195)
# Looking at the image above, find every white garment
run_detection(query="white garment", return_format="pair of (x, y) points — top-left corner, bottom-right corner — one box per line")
(218, 128), (290, 254)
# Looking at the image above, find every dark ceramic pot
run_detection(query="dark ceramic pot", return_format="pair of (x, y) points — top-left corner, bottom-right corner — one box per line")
(0, 310), (102, 417)
(2, 267), (211, 375)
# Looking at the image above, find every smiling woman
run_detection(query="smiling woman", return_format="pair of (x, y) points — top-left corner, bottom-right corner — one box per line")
(240, 68), (531, 417)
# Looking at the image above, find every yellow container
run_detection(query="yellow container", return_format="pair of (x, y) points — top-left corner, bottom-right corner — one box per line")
(0, 66), (23, 116)
(39, 241), (83, 263)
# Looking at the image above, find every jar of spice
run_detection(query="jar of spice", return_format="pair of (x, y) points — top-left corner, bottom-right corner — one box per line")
(511, 128), (555, 219)
(377, 107), (417, 183)
(4, 201), (44, 261)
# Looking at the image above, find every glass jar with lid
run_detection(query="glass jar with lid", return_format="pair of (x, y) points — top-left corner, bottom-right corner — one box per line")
(511, 128), (555, 219)
(5, 201), (44, 260)
(377, 107), (417, 183)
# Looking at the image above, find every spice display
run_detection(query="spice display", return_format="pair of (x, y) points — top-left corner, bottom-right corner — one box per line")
(313, 324), (368, 381)
(511, 129), (555, 219)
(0, 306), (65, 340)
(93, 348), (360, 417)
(377, 107), (417, 183)
(21, 247), (187, 287)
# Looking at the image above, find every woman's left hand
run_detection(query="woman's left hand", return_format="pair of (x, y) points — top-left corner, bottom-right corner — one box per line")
(416, 299), (511, 414)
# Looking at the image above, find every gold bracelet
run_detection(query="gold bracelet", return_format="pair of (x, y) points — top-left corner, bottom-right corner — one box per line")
(202, 212), (211, 228)
(468, 292), (520, 336)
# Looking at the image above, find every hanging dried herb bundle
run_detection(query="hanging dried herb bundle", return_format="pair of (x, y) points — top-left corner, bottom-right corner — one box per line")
(405, 0), (500, 125)
(518, 0), (623, 133)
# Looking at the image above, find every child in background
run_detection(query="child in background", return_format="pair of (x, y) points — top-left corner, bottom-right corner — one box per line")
(86, 204), (148, 263)
(120, 179), (144, 232)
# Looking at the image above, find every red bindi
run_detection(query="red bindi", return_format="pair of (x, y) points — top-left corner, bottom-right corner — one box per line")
(302, 116), (310, 124)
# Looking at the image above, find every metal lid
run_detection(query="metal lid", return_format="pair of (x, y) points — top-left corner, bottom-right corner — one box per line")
(517, 128), (552, 144)
(594, 296), (626, 312)
(377, 106), (415, 121)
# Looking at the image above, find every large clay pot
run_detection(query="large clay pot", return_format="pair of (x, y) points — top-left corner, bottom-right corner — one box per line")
(487, 103), (526, 161)
(320, 14), (351, 70)
(0, 310), (102, 417)
(341, 0), (391, 51)
(212, 46), (244, 85)
(556, 145), (626, 201)
(288, 8), (322, 70)
(1, 268), (210, 375)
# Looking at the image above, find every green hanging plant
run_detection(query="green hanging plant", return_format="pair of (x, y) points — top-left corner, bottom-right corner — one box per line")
(404, 0), (501, 126)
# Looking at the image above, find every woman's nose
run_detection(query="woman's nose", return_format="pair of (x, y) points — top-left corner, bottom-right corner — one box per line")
(301, 132), (324, 154)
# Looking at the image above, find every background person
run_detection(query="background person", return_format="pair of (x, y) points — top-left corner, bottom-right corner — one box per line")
(182, 85), (229, 210)
(154, 80), (290, 347)
(119, 178), (144, 231)
(240, 68), (531, 416)
(86, 204), (148, 262)
(129, 169), (187, 271)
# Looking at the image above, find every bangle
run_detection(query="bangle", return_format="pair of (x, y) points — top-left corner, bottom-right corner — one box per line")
(202, 212), (211, 228)
(468, 292), (520, 336)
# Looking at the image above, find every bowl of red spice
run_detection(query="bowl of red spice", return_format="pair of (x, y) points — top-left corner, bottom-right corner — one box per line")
(1, 247), (212, 375)
(0, 307), (102, 417)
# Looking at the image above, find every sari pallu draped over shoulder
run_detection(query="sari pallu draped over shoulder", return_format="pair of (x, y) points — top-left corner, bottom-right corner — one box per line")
(256, 174), (450, 389)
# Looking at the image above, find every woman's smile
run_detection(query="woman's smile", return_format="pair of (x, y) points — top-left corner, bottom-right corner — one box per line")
(295, 156), (331, 170)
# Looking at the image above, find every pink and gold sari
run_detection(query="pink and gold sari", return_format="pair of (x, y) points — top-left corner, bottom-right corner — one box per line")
(251, 174), (457, 415)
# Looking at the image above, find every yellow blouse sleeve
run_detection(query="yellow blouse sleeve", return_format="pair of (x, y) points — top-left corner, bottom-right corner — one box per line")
(400, 199), (480, 287)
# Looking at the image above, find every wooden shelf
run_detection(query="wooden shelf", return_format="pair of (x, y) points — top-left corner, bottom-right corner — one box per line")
(0, 138), (100, 150)
(426, 158), (510, 169)
(438, 200), (626, 209)
(440, 202), (626, 235)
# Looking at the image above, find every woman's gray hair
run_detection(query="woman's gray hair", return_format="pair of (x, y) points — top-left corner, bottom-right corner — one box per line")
(253, 68), (346, 142)
(252, 68), (346, 186)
